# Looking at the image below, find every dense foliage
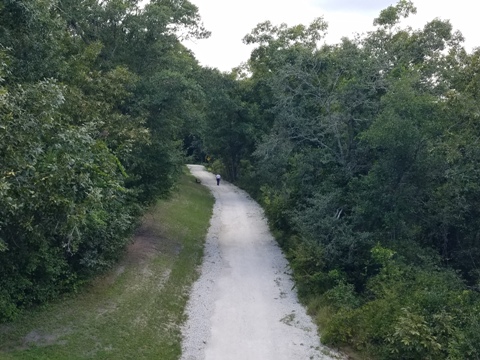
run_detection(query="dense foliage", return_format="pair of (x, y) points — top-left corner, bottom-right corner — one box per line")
(0, 0), (208, 321)
(199, 1), (480, 358)
(2, 0), (480, 358)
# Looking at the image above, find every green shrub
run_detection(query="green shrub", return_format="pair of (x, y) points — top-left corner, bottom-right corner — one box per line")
(208, 159), (224, 176)
(314, 244), (480, 359)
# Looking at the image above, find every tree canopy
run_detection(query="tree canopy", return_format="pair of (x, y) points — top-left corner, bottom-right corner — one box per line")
(0, 0), (208, 321)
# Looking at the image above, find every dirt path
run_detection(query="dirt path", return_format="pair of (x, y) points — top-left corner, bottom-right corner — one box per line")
(181, 165), (343, 360)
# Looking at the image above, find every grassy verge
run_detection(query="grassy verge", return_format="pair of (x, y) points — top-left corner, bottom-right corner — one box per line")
(0, 167), (214, 360)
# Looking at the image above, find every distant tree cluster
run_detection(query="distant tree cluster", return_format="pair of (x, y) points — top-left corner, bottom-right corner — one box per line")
(0, 0), (209, 321)
(199, 1), (480, 358)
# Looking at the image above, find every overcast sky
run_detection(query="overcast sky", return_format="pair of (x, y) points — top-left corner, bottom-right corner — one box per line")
(183, 0), (479, 72)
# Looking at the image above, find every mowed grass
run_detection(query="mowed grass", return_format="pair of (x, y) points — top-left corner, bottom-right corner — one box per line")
(0, 167), (214, 360)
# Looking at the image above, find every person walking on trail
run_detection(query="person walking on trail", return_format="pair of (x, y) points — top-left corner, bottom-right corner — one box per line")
(216, 174), (221, 186)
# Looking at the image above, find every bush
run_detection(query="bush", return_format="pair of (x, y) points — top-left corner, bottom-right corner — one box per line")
(316, 246), (480, 359)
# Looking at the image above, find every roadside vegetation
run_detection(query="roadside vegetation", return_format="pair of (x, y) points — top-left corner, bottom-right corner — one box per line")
(0, 170), (214, 359)
(0, 0), (209, 322)
(196, 2), (480, 359)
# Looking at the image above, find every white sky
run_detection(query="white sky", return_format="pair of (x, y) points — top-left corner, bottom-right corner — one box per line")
(183, 0), (479, 72)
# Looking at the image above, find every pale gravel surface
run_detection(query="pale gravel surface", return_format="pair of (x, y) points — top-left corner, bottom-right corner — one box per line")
(181, 165), (345, 360)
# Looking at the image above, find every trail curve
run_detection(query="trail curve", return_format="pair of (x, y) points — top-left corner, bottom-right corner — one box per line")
(181, 164), (344, 360)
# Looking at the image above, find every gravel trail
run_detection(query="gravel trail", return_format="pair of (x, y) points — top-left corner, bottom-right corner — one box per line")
(181, 165), (344, 360)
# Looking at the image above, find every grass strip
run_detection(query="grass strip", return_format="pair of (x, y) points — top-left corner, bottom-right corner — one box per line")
(0, 167), (214, 360)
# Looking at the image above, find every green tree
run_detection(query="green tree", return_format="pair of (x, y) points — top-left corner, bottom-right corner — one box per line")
(197, 68), (256, 181)
(0, 0), (210, 321)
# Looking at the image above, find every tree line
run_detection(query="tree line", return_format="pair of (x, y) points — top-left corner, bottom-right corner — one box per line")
(198, 1), (480, 359)
(0, 0), (212, 321)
